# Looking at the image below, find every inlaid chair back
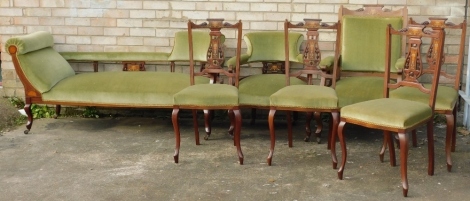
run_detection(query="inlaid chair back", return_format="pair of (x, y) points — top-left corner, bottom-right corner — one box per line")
(172, 19), (244, 164)
(388, 18), (466, 172)
(336, 24), (446, 197)
(266, 19), (339, 166)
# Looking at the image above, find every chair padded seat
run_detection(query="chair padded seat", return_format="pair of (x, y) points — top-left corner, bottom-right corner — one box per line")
(341, 98), (433, 129)
(270, 85), (338, 109)
(42, 72), (209, 107)
(390, 84), (458, 111)
(238, 74), (306, 107)
(174, 84), (238, 107)
(336, 77), (385, 108)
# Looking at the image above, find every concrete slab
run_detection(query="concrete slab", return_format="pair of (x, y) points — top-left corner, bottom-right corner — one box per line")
(1, 116), (469, 200)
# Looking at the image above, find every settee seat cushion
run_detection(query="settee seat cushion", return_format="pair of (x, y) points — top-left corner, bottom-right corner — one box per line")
(341, 98), (432, 129)
(270, 85), (338, 109)
(174, 84), (239, 107)
(42, 72), (209, 107)
(336, 77), (385, 108)
(390, 84), (458, 111)
(239, 74), (306, 107)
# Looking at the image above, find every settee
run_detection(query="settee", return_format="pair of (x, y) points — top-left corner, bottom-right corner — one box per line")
(5, 31), (210, 134)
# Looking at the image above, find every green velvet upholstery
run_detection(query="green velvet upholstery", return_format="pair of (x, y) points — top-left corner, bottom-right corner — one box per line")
(270, 85), (338, 109)
(390, 84), (458, 111)
(336, 77), (385, 108)
(226, 31), (304, 66)
(238, 74), (306, 107)
(42, 72), (209, 107)
(341, 98), (432, 129)
(173, 84), (238, 107)
(5, 32), (76, 93)
(60, 52), (170, 62)
(319, 56), (335, 71)
(59, 31), (220, 63)
(341, 16), (403, 72)
(168, 31), (225, 62)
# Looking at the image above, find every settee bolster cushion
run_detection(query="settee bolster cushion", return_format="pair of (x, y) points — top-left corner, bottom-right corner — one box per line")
(5, 31), (54, 55)
(341, 98), (432, 129)
(6, 31), (76, 93)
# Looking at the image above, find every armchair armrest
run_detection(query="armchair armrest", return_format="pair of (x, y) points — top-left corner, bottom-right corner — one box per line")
(226, 54), (250, 67)
(394, 57), (406, 71)
(319, 56), (335, 71)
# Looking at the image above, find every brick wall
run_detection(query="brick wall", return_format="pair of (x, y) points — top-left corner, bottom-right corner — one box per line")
(0, 0), (468, 98)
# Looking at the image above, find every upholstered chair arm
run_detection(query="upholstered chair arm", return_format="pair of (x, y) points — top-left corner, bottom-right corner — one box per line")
(226, 53), (250, 67)
(394, 57), (406, 71)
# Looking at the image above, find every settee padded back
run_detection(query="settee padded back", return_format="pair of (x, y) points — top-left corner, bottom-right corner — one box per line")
(168, 31), (225, 62)
(244, 31), (304, 63)
(341, 16), (403, 72)
(5, 31), (75, 93)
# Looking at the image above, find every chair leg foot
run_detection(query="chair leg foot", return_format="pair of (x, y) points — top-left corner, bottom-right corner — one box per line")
(403, 188), (408, 197)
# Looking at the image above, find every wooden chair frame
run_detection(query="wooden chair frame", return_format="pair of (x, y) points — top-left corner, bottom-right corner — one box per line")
(335, 23), (446, 197)
(171, 19), (244, 164)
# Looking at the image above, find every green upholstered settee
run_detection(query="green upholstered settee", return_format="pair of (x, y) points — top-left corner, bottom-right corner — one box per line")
(225, 31), (307, 123)
(59, 31), (214, 72)
(5, 31), (210, 134)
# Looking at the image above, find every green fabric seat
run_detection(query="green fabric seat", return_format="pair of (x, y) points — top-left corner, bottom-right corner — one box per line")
(341, 98), (433, 129)
(42, 72), (210, 107)
(173, 84), (238, 107)
(238, 74), (306, 107)
(336, 77), (385, 108)
(390, 84), (458, 111)
(270, 85), (338, 109)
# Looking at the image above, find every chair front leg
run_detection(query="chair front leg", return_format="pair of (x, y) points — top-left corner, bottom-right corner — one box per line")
(233, 109), (244, 165)
(172, 108), (181, 163)
(398, 132), (409, 197)
(287, 111), (293, 147)
(267, 109), (276, 166)
(24, 103), (33, 134)
(329, 112), (339, 168)
(192, 110), (200, 145)
(337, 121), (347, 174)
(203, 109), (211, 141)
(451, 107), (457, 152)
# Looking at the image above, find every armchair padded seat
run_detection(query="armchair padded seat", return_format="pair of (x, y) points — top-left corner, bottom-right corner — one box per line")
(270, 85), (338, 109)
(336, 77), (385, 107)
(238, 74), (305, 107)
(341, 98), (432, 129)
(390, 84), (458, 111)
(173, 84), (239, 107)
(42, 72), (209, 107)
